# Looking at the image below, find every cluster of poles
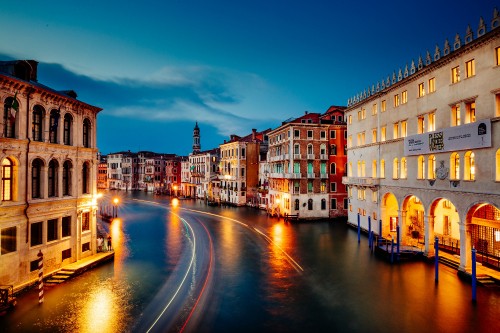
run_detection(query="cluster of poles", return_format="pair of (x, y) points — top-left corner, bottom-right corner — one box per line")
(356, 213), (479, 302)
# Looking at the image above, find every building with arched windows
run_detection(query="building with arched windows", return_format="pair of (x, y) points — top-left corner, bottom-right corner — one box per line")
(343, 11), (500, 274)
(0, 60), (102, 289)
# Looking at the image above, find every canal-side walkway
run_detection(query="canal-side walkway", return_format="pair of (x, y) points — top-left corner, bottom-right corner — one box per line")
(45, 251), (114, 285)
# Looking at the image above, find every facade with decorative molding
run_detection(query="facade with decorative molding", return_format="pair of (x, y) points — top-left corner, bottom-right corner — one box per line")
(343, 10), (500, 272)
(0, 60), (102, 289)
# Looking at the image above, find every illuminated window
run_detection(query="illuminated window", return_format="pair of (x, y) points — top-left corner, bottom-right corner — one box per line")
(1, 158), (13, 201)
(393, 123), (399, 139)
(348, 115), (352, 124)
(418, 156), (425, 179)
(348, 162), (352, 177)
(401, 120), (407, 137)
(380, 159), (386, 178)
(348, 135), (352, 148)
(465, 59), (475, 78)
(372, 190), (378, 203)
(372, 103), (377, 115)
(450, 152), (460, 180)
(464, 151), (475, 181)
(428, 112), (436, 132)
(381, 100), (386, 112)
(497, 93), (500, 117)
(361, 160), (366, 177)
(496, 149), (500, 181)
(418, 116), (425, 134)
(400, 157), (407, 179)
(452, 104), (461, 126)
(465, 101), (476, 123)
(372, 128), (377, 143)
(357, 161), (361, 177)
(393, 158), (399, 179)
(394, 94), (400, 107)
(361, 108), (366, 119)
(381, 126), (386, 142)
(429, 77), (436, 93)
(496, 47), (500, 66)
(451, 66), (460, 83)
(320, 182), (326, 193)
(443, 216), (451, 236)
(418, 82), (425, 97)
(361, 132), (365, 145)
(372, 160), (377, 178)
(402, 90), (408, 104)
(428, 155), (436, 180)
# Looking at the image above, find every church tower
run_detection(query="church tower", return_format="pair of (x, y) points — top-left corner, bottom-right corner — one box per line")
(193, 121), (201, 153)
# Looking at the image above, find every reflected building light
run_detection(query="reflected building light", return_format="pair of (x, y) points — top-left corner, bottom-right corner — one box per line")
(495, 230), (500, 242)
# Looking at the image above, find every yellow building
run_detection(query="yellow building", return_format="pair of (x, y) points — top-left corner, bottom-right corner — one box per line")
(343, 12), (500, 272)
(0, 60), (102, 289)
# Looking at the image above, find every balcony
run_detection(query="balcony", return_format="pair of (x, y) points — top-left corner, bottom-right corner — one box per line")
(320, 154), (328, 160)
(284, 173), (302, 179)
(283, 153), (290, 159)
(293, 154), (302, 159)
(270, 173), (285, 178)
(320, 173), (328, 178)
(342, 177), (380, 186)
(307, 173), (316, 178)
(307, 154), (315, 160)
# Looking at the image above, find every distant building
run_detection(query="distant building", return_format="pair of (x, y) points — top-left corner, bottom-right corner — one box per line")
(97, 154), (108, 189)
(343, 11), (500, 272)
(0, 60), (102, 289)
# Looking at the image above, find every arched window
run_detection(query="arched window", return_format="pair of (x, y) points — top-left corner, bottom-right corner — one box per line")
(464, 151), (475, 181)
(496, 149), (500, 181)
(1, 158), (13, 201)
(372, 160), (377, 178)
(32, 105), (44, 142)
(49, 109), (60, 144)
(48, 159), (58, 197)
(3, 96), (18, 138)
(308, 198), (313, 210)
(418, 156), (425, 179)
(393, 158), (399, 179)
(32, 158), (43, 199)
(428, 155), (436, 179)
(320, 144), (326, 155)
(330, 144), (337, 155)
(307, 144), (313, 155)
(63, 160), (72, 196)
(63, 113), (73, 145)
(400, 157), (407, 179)
(330, 163), (336, 174)
(82, 162), (90, 194)
(321, 198), (326, 210)
(450, 152), (460, 180)
(295, 199), (299, 211)
(83, 118), (91, 148)
(380, 159), (385, 178)
(294, 144), (300, 155)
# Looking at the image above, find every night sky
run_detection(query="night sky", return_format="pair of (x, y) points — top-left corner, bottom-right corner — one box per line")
(0, 0), (495, 155)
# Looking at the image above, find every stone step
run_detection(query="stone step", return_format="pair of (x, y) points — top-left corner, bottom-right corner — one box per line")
(45, 279), (66, 284)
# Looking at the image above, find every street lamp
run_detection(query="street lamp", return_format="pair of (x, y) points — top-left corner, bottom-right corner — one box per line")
(173, 185), (178, 197)
(113, 197), (120, 218)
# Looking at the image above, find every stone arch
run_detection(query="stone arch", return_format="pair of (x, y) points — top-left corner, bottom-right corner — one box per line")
(402, 194), (425, 245)
(381, 192), (399, 239)
(430, 197), (461, 254)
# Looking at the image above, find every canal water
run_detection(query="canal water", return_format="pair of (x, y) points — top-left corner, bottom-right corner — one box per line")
(1, 191), (500, 333)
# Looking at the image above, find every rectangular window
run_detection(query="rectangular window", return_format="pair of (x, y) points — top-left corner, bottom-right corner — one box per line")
(307, 181), (313, 193)
(348, 115), (352, 124)
(393, 94), (400, 107)
(320, 131), (326, 139)
(381, 126), (386, 142)
(62, 216), (71, 237)
(361, 108), (366, 119)
(330, 182), (337, 192)
(418, 82), (425, 97)
(429, 77), (436, 93)
(30, 260), (39, 272)
(372, 129), (377, 143)
(348, 135), (352, 148)
(294, 129), (300, 138)
(381, 100), (386, 112)
(307, 130), (313, 139)
(428, 112), (436, 132)
(401, 120), (407, 137)
(393, 123), (399, 139)
(451, 66), (460, 83)
(294, 181), (300, 194)
(372, 103), (377, 115)
(241, 148), (246, 158)
(320, 181), (326, 192)
(343, 198), (348, 209)
(372, 190), (378, 203)
(1, 226), (16, 254)
(465, 101), (476, 123)
(418, 116), (425, 134)
(331, 198), (337, 210)
(82, 212), (90, 231)
(82, 242), (90, 252)
(402, 90), (408, 104)
(452, 104), (461, 126)
(47, 218), (58, 242)
(62, 248), (71, 260)
(30, 222), (43, 247)
(465, 59), (475, 78)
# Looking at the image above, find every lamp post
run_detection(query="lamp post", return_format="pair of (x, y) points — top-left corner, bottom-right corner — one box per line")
(173, 185), (178, 197)
(113, 197), (119, 218)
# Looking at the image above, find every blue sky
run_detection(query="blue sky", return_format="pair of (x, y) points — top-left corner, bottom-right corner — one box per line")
(0, 1), (495, 155)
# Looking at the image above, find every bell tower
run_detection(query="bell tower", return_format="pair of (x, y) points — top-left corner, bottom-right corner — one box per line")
(193, 121), (201, 153)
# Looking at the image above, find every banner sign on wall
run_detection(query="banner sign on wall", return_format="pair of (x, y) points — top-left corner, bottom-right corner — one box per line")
(404, 119), (491, 156)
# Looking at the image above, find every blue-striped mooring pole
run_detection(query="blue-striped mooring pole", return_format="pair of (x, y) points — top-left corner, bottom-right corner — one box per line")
(435, 236), (439, 283)
(472, 247), (477, 302)
(357, 213), (360, 243)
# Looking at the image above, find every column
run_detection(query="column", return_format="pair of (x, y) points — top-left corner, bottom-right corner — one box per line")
(459, 222), (471, 272)
(424, 215), (435, 256)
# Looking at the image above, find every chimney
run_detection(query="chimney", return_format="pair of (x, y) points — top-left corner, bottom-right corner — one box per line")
(305, 111), (309, 115)
(252, 128), (256, 141)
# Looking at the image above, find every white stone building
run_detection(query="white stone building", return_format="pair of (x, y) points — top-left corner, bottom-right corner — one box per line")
(343, 12), (500, 272)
